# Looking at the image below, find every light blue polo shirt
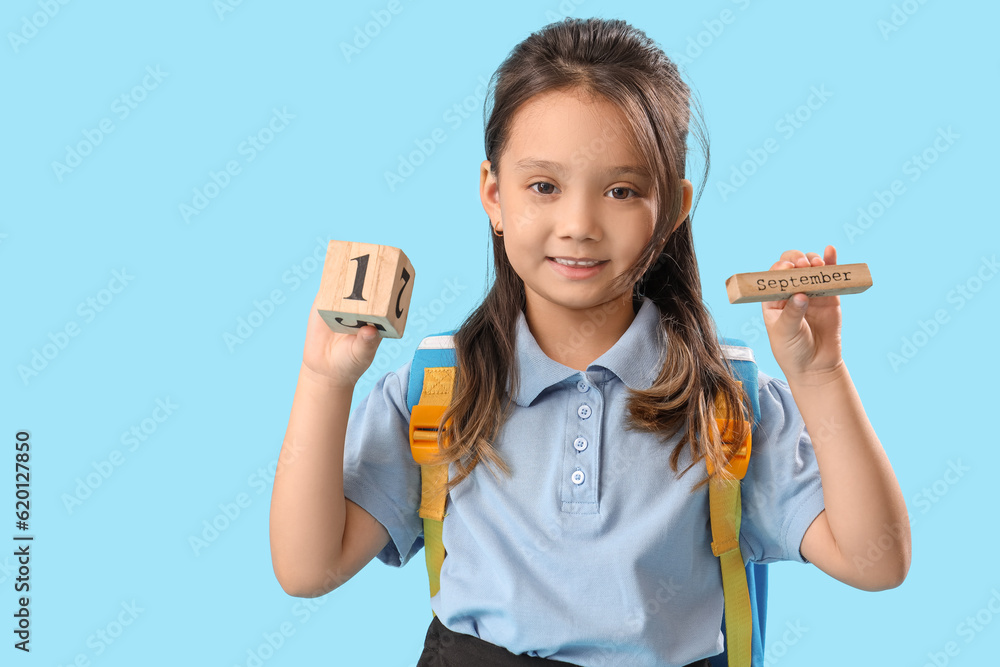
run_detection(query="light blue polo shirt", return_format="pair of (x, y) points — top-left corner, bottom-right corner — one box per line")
(342, 296), (826, 666)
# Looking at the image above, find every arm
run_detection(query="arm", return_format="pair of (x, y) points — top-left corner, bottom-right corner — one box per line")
(270, 366), (349, 596)
(269, 293), (391, 597)
(790, 363), (910, 591)
(763, 245), (911, 591)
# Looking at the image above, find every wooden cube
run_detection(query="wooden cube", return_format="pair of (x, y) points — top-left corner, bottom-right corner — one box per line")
(316, 240), (415, 338)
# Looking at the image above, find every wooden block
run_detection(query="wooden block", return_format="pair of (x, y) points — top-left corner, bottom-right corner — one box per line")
(316, 240), (415, 338)
(725, 263), (872, 304)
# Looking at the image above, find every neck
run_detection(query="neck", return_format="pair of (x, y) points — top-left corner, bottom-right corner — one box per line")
(524, 292), (639, 372)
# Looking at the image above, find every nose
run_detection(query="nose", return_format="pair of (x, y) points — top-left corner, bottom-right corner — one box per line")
(552, 191), (602, 242)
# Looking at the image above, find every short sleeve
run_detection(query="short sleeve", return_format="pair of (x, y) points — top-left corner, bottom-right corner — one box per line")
(342, 359), (424, 568)
(739, 371), (826, 564)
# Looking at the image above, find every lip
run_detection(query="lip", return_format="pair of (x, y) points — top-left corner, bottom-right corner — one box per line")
(546, 257), (608, 279)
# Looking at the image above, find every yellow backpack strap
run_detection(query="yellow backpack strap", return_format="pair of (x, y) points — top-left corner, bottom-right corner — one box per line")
(407, 366), (455, 609)
(706, 384), (753, 667)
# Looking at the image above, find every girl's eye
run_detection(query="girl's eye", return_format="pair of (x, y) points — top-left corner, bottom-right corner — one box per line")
(607, 186), (638, 200)
(530, 182), (557, 195)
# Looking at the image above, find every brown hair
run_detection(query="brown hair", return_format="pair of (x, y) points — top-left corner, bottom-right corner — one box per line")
(431, 17), (749, 494)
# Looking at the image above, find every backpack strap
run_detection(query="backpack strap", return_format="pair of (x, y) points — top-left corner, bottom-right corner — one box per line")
(708, 338), (764, 667)
(406, 331), (459, 612)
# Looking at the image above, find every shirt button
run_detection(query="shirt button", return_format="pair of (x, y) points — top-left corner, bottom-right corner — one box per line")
(577, 404), (592, 419)
(571, 469), (585, 485)
(573, 437), (588, 452)
(576, 379), (590, 393)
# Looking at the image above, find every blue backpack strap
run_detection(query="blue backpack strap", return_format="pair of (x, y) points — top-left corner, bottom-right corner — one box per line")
(718, 336), (761, 427)
(406, 329), (459, 412)
(709, 336), (766, 667)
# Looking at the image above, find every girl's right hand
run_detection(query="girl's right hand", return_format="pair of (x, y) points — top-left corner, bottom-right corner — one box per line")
(301, 287), (384, 389)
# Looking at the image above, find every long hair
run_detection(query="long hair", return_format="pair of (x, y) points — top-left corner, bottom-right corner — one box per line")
(430, 17), (749, 494)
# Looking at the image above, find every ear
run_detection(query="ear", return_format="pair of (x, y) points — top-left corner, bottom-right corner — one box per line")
(480, 160), (501, 224)
(670, 178), (694, 234)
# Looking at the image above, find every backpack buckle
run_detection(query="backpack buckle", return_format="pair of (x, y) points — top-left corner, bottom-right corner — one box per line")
(409, 404), (449, 465)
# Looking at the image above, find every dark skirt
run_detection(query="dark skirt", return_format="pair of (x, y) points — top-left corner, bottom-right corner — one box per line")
(416, 614), (711, 666)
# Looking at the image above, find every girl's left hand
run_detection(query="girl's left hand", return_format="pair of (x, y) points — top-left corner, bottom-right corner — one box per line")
(762, 244), (844, 383)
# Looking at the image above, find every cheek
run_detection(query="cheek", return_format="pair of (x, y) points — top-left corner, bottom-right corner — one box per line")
(503, 236), (543, 276)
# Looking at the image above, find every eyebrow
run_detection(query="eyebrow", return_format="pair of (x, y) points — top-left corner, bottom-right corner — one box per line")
(511, 158), (650, 179)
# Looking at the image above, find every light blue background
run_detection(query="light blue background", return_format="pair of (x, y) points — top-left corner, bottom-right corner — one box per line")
(3, 0), (997, 664)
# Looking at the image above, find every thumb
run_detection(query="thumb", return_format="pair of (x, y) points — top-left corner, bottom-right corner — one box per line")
(352, 325), (381, 364)
(774, 293), (808, 337)
(359, 325), (380, 344)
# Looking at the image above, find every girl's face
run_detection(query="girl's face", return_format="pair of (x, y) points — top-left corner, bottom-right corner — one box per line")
(480, 87), (690, 321)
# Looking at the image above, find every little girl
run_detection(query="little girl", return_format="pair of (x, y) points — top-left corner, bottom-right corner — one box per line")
(270, 17), (911, 667)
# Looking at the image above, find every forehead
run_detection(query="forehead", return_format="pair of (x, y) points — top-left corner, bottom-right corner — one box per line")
(502, 88), (644, 170)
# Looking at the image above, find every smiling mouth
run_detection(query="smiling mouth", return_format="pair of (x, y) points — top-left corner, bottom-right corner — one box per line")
(547, 257), (609, 267)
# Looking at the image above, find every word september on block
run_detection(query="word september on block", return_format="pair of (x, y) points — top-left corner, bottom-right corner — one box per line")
(725, 263), (872, 304)
(316, 240), (415, 338)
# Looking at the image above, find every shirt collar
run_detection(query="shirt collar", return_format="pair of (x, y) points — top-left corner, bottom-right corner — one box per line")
(509, 296), (665, 407)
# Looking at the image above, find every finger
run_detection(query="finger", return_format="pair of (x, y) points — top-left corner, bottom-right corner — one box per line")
(767, 258), (797, 271)
(805, 252), (823, 266)
(352, 325), (382, 362)
(359, 324), (379, 342)
(778, 249), (806, 266)
(825, 244), (838, 265)
(762, 295), (786, 312)
(773, 292), (809, 334)
(763, 257), (798, 310)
